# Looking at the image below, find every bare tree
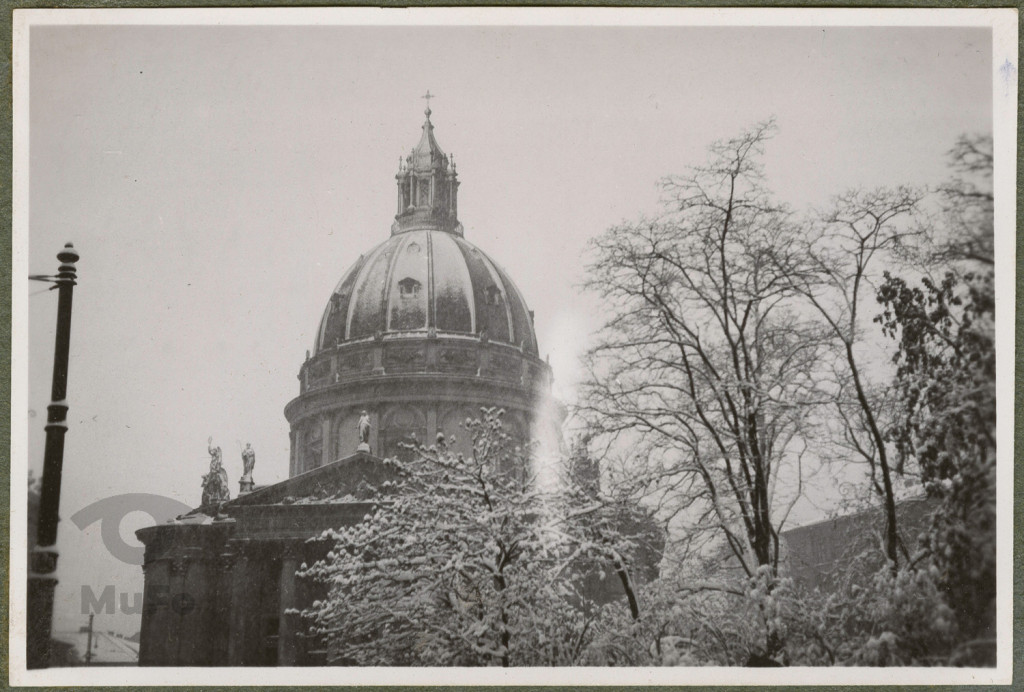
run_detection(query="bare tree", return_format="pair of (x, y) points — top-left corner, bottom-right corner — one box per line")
(580, 122), (828, 610)
(781, 187), (922, 571)
(930, 134), (994, 267)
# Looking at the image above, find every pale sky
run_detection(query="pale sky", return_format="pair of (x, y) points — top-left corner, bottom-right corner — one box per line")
(23, 20), (993, 634)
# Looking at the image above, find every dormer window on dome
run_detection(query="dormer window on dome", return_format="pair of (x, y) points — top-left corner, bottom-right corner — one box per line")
(398, 277), (422, 298)
(393, 105), (462, 236)
(485, 284), (503, 306)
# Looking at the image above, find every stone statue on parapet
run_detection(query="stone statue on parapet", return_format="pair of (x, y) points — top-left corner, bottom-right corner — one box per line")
(239, 442), (256, 494)
(202, 436), (230, 506)
(357, 411), (371, 452)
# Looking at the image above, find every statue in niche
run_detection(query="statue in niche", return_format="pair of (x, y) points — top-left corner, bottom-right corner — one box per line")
(202, 437), (230, 506)
(357, 411), (371, 452)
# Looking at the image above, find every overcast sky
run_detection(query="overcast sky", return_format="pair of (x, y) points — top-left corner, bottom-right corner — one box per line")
(22, 20), (995, 634)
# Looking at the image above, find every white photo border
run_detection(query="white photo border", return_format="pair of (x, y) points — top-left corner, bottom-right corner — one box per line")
(9, 6), (1017, 687)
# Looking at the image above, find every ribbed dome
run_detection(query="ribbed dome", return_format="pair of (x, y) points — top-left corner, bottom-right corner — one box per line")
(314, 230), (538, 356)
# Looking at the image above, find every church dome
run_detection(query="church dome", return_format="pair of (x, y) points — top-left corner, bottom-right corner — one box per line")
(286, 104), (557, 476)
(314, 231), (538, 356)
(312, 104), (538, 357)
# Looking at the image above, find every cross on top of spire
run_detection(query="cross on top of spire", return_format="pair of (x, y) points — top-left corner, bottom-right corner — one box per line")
(422, 90), (435, 117)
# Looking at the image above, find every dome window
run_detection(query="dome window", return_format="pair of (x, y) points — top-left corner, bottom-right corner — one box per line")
(485, 285), (503, 306)
(398, 277), (422, 298)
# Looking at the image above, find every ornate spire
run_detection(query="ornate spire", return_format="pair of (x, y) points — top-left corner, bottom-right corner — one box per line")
(393, 98), (462, 236)
(410, 108), (445, 171)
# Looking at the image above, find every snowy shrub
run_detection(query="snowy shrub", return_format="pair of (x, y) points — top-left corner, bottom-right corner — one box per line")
(299, 409), (651, 667)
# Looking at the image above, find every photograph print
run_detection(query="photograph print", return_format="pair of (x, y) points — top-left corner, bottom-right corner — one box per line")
(12, 7), (1016, 686)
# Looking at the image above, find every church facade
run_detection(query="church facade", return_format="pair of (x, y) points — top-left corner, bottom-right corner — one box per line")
(135, 109), (565, 666)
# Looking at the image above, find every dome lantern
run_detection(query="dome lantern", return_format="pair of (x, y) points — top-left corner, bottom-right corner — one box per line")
(394, 99), (461, 236)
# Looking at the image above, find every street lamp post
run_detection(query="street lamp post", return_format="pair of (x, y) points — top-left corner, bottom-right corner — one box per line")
(27, 242), (79, 669)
